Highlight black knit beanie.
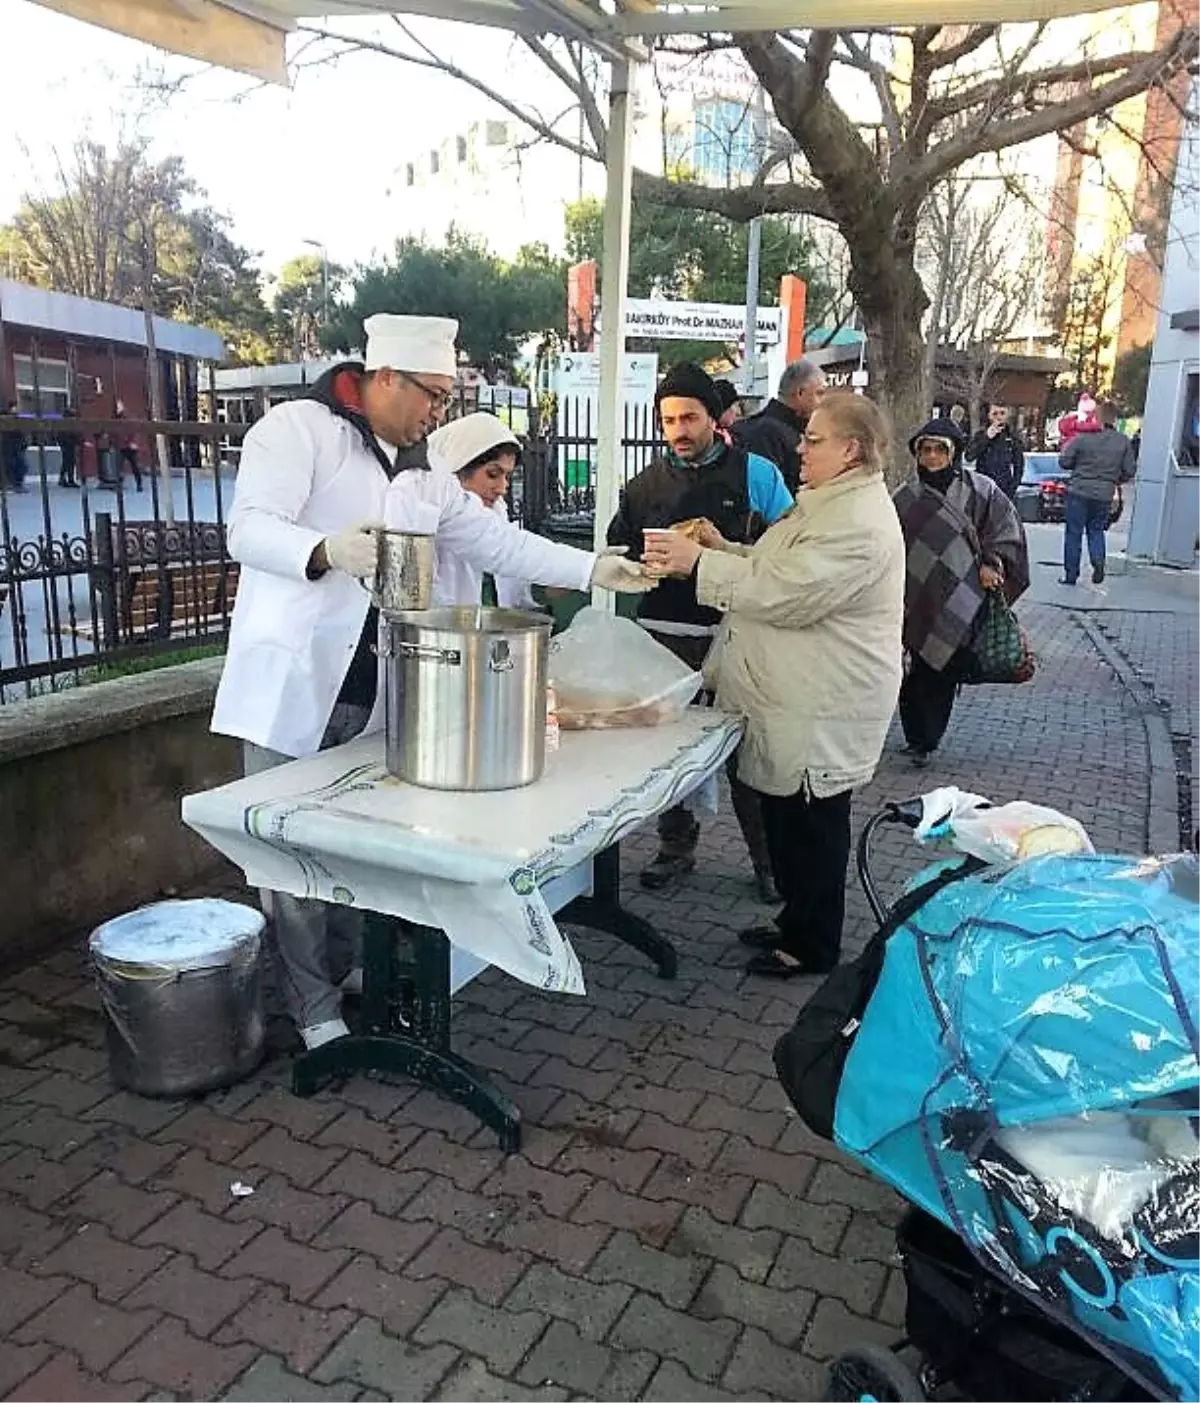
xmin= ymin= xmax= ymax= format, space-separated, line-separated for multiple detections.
xmin=655 ymin=362 xmax=723 ymax=422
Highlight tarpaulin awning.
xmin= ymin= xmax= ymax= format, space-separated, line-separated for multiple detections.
xmin=28 ymin=0 xmax=1133 ymax=84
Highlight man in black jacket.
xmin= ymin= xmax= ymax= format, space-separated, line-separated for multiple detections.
xmin=732 ymin=357 xmax=826 ymax=493
xmin=608 ymin=361 xmax=793 ymax=897
xmin=964 ymin=404 xmax=1025 ymax=501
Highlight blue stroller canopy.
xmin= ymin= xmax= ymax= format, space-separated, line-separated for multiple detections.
xmin=835 ymin=852 xmax=1199 ymax=1401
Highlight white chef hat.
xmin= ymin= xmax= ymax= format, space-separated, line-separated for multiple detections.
xmin=363 ymin=313 xmax=458 ymax=377
xmin=427 ymin=412 xmax=521 ymax=475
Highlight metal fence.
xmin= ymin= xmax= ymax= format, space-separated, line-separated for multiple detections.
xmin=520 ymin=397 xmax=662 ymax=544
xmin=1 ymin=384 xmax=663 ymax=704
xmin=0 ymin=412 xmax=244 ymax=704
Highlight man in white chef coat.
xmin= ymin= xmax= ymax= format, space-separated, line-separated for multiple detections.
xmin=212 ymin=312 xmax=648 ymax=1050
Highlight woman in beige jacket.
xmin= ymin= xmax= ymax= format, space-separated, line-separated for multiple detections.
xmin=643 ymin=392 xmax=906 ymax=978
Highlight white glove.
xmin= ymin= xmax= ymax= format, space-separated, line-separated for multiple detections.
xmin=591 ymin=550 xmax=657 ymax=594
xmin=324 ymin=521 xmax=383 ymax=579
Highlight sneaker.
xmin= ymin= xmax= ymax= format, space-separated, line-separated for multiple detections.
xmin=299 ymin=1017 xmax=350 ymax=1051
xmin=339 ymin=968 xmax=363 ymax=997
xmin=639 ymin=852 xmax=696 ymax=890
xmin=1058 ymin=575 xmax=1077 ymax=586
xmin=910 ymin=749 xmax=933 ymax=769
xmin=1092 ymin=564 xmax=1105 ymax=584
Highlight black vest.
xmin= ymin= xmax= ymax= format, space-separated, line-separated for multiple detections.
xmin=622 ymin=442 xmax=759 ymax=631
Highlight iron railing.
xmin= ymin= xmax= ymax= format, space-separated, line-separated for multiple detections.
xmin=1 ymin=388 xmax=664 ymax=703
xmin=0 ymin=412 xmax=244 ymax=703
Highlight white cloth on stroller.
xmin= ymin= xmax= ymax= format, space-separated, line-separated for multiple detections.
xmin=996 ymin=1110 xmax=1198 ymax=1242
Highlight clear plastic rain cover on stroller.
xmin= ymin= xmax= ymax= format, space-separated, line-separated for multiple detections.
xmin=834 ymin=851 xmax=1200 ymax=1401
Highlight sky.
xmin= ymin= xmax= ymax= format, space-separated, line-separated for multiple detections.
xmin=1 ymin=2 xmax=574 ymax=283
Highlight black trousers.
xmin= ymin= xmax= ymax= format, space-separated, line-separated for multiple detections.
xmin=759 ymin=784 xmax=852 ymax=965
xmin=899 ymin=654 xmax=960 ymax=754
xmin=647 ymin=625 xmax=771 ymax=875
xmin=120 ymin=446 xmax=143 ymax=489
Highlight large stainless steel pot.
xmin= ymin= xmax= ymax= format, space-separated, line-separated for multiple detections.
xmin=381 ymin=606 xmax=551 ymax=790
xmin=90 ymin=899 xmax=265 ymax=1097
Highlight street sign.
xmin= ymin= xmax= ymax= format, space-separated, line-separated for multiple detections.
xmin=623 ymin=299 xmax=782 ymax=345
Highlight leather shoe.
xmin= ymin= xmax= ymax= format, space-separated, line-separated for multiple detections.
xmin=639 ymin=853 xmax=695 ymax=890
xmin=738 ymin=925 xmax=782 ymax=949
xmin=745 ymin=950 xmax=837 ymax=979
xmin=753 ymin=867 xmax=780 ymax=904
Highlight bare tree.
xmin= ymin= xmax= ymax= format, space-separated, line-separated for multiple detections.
xmin=919 ymin=176 xmax=1044 ymax=422
xmin=291 ymin=11 xmax=1196 ymax=478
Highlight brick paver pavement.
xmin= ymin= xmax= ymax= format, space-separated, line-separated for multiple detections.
xmin=0 ymin=601 xmax=1181 ymax=1401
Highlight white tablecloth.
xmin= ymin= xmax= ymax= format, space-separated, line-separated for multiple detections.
xmin=182 ymin=709 xmax=742 ymax=997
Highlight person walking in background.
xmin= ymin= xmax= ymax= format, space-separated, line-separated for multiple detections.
xmin=894 ymin=417 xmax=1029 ymax=767
xmin=57 ymin=408 xmax=79 ymax=487
xmin=2 ymin=402 xmax=29 ymax=492
xmin=1057 ymin=392 xmax=1101 ymax=448
xmin=642 ymin=391 xmax=905 ymax=978
xmin=1059 ymin=400 xmax=1136 ymax=586
xmin=733 ymin=358 xmax=826 ymax=494
xmin=114 ymin=401 xmax=144 ymax=491
xmin=714 ymin=380 xmax=743 ymax=434
xmin=608 ymin=361 xmax=794 ymax=901
xmin=965 ymin=403 xmax=1025 ymax=501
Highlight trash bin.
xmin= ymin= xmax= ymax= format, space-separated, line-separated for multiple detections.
xmin=97 ymin=447 xmax=120 ymax=486
xmin=90 ymin=899 xmax=266 ymax=1097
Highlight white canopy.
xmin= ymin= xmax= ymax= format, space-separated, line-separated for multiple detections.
xmin=29 ymin=0 xmax=1128 ymax=81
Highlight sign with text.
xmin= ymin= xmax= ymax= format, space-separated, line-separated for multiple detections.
xmin=623 ymin=299 xmax=782 ymax=345
xmin=555 ymin=352 xmax=659 ymax=398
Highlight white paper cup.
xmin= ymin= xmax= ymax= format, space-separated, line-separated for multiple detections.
xmin=642 ymin=528 xmax=674 ymax=575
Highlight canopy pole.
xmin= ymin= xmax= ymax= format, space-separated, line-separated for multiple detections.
xmin=592 ymin=56 xmax=634 ymax=607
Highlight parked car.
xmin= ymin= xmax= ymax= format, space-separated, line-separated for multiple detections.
xmin=1015 ymin=452 xmax=1123 ymax=526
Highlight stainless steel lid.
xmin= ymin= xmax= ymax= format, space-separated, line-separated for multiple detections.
xmin=382 ymin=606 xmax=553 ymax=634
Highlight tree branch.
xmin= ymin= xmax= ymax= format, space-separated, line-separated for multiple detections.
xmin=927 ymin=44 xmax=1184 ymax=125
xmin=927 ymin=25 xmax=998 ymax=69
xmin=521 ymin=35 xmax=607 ymax=159
xmin=908 ymin=26 xmax=1198 ymax=193
xmin=296 ymin=23 xmax=601 ymax=163
xmin=633 ymin=170 xmax=832 ymax=222
xmin=838 ymin=33 xmax=903 ymax=160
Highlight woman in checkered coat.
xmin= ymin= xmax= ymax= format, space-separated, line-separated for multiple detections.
xmin=892 ymin=417 xmax=1028 ymax=766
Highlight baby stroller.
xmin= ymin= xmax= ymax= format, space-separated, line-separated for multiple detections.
xmin=774 ymin=793 xmax=1199 ymax=1402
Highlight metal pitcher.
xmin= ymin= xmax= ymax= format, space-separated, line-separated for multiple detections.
xmin=365 ymin=529 xmax=435 ymax=613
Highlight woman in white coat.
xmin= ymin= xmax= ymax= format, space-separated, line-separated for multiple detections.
xmin=427 ymin=412 xmax=539 ymax=610
xmin=213 ymin=314 xmax=650 ymax=1049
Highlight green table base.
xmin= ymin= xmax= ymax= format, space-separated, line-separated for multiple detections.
xmin=291 ymin=839 xmax=675 ymax=1152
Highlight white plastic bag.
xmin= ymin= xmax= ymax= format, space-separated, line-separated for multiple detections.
xmin=915 ymin=786 xmax=1094 ymax=864
xmin=549 ymin=607 xmax=703 ymax=729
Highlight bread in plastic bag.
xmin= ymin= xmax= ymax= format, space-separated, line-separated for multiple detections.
xmin=550 ymin=607 xmax=703 ymax=729
xmin=914 ymin=786 xmax=1094 ymax=864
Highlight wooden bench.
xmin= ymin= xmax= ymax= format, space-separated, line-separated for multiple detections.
xmin=119 ymin=559 xmax=240 ymax=638
xmin=64 ymin=559 xmax=239 ymax=642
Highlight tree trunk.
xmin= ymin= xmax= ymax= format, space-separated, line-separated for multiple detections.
xmin=850 ymin=245 xmax=930 ymax=488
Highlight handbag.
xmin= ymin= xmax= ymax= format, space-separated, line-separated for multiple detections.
xmin=773 ymin=858 xmax=983 ymax=1141
xmin=965 ymin=590 xmax=1031 ymax=684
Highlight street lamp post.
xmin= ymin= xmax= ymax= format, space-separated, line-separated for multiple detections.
xmin=301 ymin=238 xmax=329 ymax=346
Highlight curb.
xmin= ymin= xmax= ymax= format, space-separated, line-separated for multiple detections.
xmin=1105 ymin=551 xmax=1199 ymax=598
xmin=1073 ymin=613 xmax=1180 ymax=854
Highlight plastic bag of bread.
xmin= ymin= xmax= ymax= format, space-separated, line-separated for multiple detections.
xmin=550 ymin=607 xmax=704 ymax=730
xmin=915 ymin=786 xmax=1094 ymax=864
